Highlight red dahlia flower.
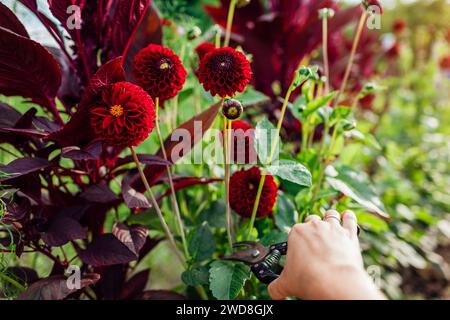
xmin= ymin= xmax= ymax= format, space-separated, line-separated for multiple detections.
xmin=195 ymin=42 xmax=216 ymax=61
xmin=198 ymin=47 xmax=252 ymax=98
xmin=231 ymin=120 xmax=256 ymax=164
xmin=440 ymin=55 xmax=450 ymax=71
xmin=132 ymin=44 xmax=187 ymax=101
xmin=229 ymin=167 xmax=277 ymax=218
xmin=90 ymin=82 xmax=155 ymax=147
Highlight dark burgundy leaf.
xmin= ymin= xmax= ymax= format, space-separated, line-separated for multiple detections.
xmin=112 ymin=222 xmax=148 ymax=255
xmin=80 ymin=183 xmax=120 ymax=203
xmin=48 ymin=0 xmax=85 ymax=34
xmin=122 ymin=2 xmax=163 ymax=79
xmin=140 ymin=102 xmax=221 ymax=186
xmin=78 ymin=234 xmax=138 ymax=267
xmin=0 ymin=157 xmax=51 ymax=182
xmin=104 ymin=0 xmax=151 ymax=61
xmin=2 ymin=195 xmax=31 ymax=224
xmin=0 ymin=2 xmax=29 ymax=37
xmin=117 ymin=154 xmax=171 ymax=167
xmin=18 ymin=273 xmax=100 ymax=300
xmin=122 ymin=173 xmax=150 ymax=209
xmin=33 ymin=116 xmax=62 ymax=133
xmin=62 ymin=140 xmax=102 ymax=161
xmin=138 ymin=290 xmax=186 ymax=300
xmin=42 ymin=216 xmax=87 ymax=247
xmin=47 ymin=57 xmax=126 ymax=147
xmin=120 ymin=270 xmax=150 ymax=300
xmin=0 ymin=128 xmax=48 ymax=138
xmin=0 ymin=27 xmax=62 ymax=123
xmin=160 ymin=177 xmax=222 ymax=199
xmin=0 ymin=102 xmax=21 ymax=128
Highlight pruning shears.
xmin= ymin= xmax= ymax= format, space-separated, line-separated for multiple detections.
xmin=223 ymin=241 xmax=288 ymax=284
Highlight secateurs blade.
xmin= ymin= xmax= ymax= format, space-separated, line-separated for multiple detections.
xmin=223 ymin=241 xmax=288 ymax=284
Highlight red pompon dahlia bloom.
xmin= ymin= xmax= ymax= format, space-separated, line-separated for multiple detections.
xmin=198 ymin=47 xmax=252 ymax=98
xmin=231 ymin=120 xmax=257 ymax=164
xmin=195 ymin=42 xmax=216 ymax=61
xmin=393 ymin=19 xmax=407 ymax=34
xmin=132 ymin=44 xmax=187 ymax=101
xmin=90 ymin=82 xmax=155 ymax=148
xmin=229 ymin=167 xmax=277 ymax=218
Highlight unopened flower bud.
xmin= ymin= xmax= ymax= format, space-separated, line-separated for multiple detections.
xmin=237 ymin=0 xmax=251 ymax=8
xmin=222 ymin=99 xmax=243 ymax=120
xmin=187 ymin=26 xmax=202 ymax=40
xmin=318 ymin=8 xmax=335 ymax=19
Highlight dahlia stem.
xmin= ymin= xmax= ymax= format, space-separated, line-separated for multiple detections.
xmin=322 ymin=16 xmax=330 ymax=94
xmin=215 ymin=26 xmax=222 ymax=48
xmin=129 ymin=146 xmax=185 ymax=265
xmin=333 ymin=10 xmax=368 ymax=107
xmin=247 ymin=86 xmax=295 ymax=237
xmin=224 ymin=0 xmax=238 ymax=47
xmin=154 ymin=98 xmax=190 ymax=260
xmin=223 ymin=115 xmax=233 ymax=250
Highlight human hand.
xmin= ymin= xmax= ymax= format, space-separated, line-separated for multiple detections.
xmin=268 ymin=210 xmax=385 ymax=300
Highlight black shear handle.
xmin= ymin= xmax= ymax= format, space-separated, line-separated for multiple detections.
xmin=251 ymin=242 xmax=287 ymax=284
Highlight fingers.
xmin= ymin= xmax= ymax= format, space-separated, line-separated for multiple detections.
xmin=268 ymin=277 xmax=288 ymax=300
xmin=305 ymin=214 xmax=321 ymax=223
xmin=342 ymin=210 xmax=358 ymax=239
xmin=324 ymin=209 xmax=341 ymax=227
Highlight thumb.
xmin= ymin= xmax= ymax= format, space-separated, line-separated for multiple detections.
xmin=268 ymin=277 xmax=288 ymax=300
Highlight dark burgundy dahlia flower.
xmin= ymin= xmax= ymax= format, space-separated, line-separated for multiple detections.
xmin=132 ymin=44 xmax=187 ymax=101
xmin=195 ymin=42 xmax=216 ymax=61
xmin=90 ymin=82 xmax=155 ymax=147
xmin=198 ymin=47 xmax=252 ymax=98
xmin=230 ymin=120 xmax=256 ymax=164
xmin=229 ymin=167 xmax=277 ymax=218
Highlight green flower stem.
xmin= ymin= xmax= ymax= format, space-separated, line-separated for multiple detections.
xmin=130 ymin=146 xmax=185 ymax=265
xmin=223 ymin=116 xmax=233 ymax=250
xmin=247 ymin=85 xmax=296 ymax=237
xmin=333 ymin=10 xmax=368 ymax=107
xmin=312 ymin=124 xmax=339 ymax=211
xmin=154 ymin=97 xmax=190 ymax=260
xmin=224 ymin=0 xmax=238 ymax=47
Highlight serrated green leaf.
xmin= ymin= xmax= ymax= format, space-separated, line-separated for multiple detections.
xmin=287 ymin=96 xmax=306 ymax=120
xmin=255 ymin=119 xmax=277 ymax=165
xmin=326 ymin=165 xmax=389 ymax=220
xmin=275 ymin=192 xmax=298 ymax=232
xmin=182 ymin=266 xmax=210 ymax=286
xmin=267 ymin=160 xmax=312 ymax=187
xmin=188 ymin=223 xmax=215 ymax=262
xmin=209 ymin=261 xmax=250 ymax=300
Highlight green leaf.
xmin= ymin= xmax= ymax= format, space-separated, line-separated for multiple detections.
xmin=287 ymin=96 xmax=306 ymax=120
xmin=255 ymin=119 xmax=277 ymax=165
xmin=188 ymin=222 xmax=215 ymax=262
xmin=260 ymin=230 xmax=288 ymax=247
xmin=275 ymin=192 xmax=298 ymax=232
xmin=199 ymin=200 xmax=226 ymax=228
xmin=236 ymin=87 xmax=270 ymax=107
xmin=209 ymin=261 xmax=250 ymax=300
xmin=181 ymin=266 xmax=210 ymax=286
xmin=303 ymin=92 xmax=337 ymax=118
xmin=347 ymin=130 xmax=382 ymax=151
xmin=326 ymin=165 xmax=389 ymax=220
xmin=267 ymin=160 xmax=312 ymax=187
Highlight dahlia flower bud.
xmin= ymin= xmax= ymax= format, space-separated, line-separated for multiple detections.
xmin=237 ymin=0 xmax=251 ymax=8
xmin=229 ymin=167 xmax=277 ymax=218
xmin=90 ymin=82 xmax=155 ymax=148
xmin=222 ymin=99 xmax=243 ymax=120
xmin=318 ymin=8 xmax=335 ymax=19
xmin=198 ymin=47 xmax=252 ymax=98
xmin=187 ymin=26 xmax=202 ymax=40
xmin=292 ymin=66 xmax=320 ymax=88
xmin=133 ymin=44 xmax=187 ymax=102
